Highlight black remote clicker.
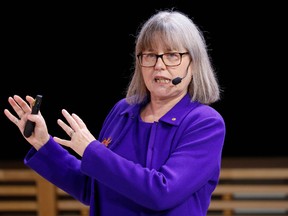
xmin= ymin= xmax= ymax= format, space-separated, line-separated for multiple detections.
xmin=23 ymin=95 xmax=43 ymax=138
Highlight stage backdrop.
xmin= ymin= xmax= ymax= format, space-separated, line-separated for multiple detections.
xmin=1 ymin=1 xmax=287 ymax=161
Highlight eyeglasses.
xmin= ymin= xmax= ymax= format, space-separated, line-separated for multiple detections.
xmin=137 ymin=52 xmax=189 ymax=67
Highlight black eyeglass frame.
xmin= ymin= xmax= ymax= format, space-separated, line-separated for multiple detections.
xmin=137 ymin=52 xmax=189 ymax=67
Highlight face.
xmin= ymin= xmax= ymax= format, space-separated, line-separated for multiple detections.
xmin=140 ymin=45 xmax=192 ymax=101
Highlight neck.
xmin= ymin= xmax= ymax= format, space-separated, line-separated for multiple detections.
xmin=141 ymin=103 xmax=159 ymax=123
xmin=141 ymin=96 xmax=183 ymax=123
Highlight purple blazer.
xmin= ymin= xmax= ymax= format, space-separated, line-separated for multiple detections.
xmin=24 ymin=94 xmax=225 ymax=215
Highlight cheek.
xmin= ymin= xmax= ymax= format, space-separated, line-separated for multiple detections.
xmin=142 ymin=69 xmax=153 ymax=84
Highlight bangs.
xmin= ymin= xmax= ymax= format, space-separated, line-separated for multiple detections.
xmin=137 ymin=22 xmax=185 ymax=53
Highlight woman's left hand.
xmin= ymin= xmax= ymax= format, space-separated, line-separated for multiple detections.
xmin=53 ymin=109 xmax=96 ymax=156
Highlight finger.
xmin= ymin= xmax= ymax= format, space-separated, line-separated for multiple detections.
xmin=7 ymin=96 xmax=26 ymax=119
xmin=57 ymin=119 xmax=75 ymax=138
xmin=61 ymin=109 xmax=80 ymax=131
xmin=25 ymin=95 xmax=36 ymax=106
xmin=4 ymin=109 xmax=20 ymax=125
xmin=53 ymin=136 xmax=70 ymax=147
xmin=71 ymin=113 xmax=87 ymax=129
xmin=13 ymin=95 xmax=32 ymax=113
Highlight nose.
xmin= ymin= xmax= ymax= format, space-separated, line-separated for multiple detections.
xmin=155 ymin=55 xmax=165 ymax=68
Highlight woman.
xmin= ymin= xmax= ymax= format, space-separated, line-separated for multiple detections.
xmin=4 ymin=10 xmax=225 ymax=216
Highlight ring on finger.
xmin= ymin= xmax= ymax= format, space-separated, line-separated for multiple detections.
xmin=69 ymin=130 xmax=75 ymax=137
xmin=14 ymin=119 xmax=19 ymax=124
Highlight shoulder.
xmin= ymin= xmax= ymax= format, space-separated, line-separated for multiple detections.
xmin=110 ymin=98 xmax=131 ymax=112
xmin=186 ymin=102 xmax=225 ymax=130
xmin=106 ymin=97 xmax=141 ymax=118
xmin=192 ymin=103 xmax=223 ymax=120
xmin=163 ymin=94 xmax=224 ymax=127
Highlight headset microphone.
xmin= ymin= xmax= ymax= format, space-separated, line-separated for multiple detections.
xmin=171 ymin=60 xmax=192 ymax=86
xmin=172 ymin=77 xmax=183 ymax=85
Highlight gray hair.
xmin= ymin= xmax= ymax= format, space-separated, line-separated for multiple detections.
xmin=126 ymin=10 xmax=221 ymax=105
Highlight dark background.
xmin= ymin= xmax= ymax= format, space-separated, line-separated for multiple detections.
xmin=1 ymin=1 xmax=287 ymax=161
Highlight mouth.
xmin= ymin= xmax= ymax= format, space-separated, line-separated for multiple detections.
xmin=154 ymin=77 xmax=171 ymax=84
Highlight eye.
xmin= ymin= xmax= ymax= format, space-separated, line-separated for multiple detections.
xmin=165 ymin=53 xmax=180 ymax=60
xmin=145 ymin=53 xmax=156 ymax=59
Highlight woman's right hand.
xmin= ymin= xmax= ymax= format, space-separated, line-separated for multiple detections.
xmin=4 ymin=95 xmax=50 ymax=150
